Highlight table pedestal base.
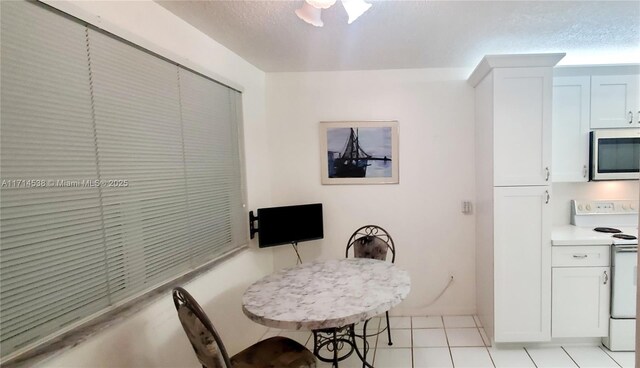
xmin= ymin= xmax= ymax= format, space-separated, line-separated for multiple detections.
xmin=312 ymin=319 xmax=375 ymax=368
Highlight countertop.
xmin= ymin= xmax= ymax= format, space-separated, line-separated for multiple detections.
xmin=552 ymin=225 xmax=638 ymax=246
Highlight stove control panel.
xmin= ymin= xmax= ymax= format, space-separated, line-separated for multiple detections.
xmin=571 ymin=199 xmax=639 ymax=227
xmin=573 ymin=200 xmax=638 ymax=215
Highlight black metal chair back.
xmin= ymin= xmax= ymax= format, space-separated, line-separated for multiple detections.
xmin=346 ymin=225 xmax=396 ymax=263
xmin=345 ymin=225 xmax=397 ymax=346
xmin=172 ymin=287 xmax=233 ymax=368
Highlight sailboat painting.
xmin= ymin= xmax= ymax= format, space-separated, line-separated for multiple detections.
xmin=320 ymin=121 xmax=399 ymax=185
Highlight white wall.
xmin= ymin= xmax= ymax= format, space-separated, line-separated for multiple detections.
xmin=266 ymin=68 xmax=476 ymax=316
xmin=35 ymin=0 xmax=274 ymax=366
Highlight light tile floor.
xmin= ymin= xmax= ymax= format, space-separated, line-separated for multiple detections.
xmin=258 ymin=315 xmax=636 ymax=368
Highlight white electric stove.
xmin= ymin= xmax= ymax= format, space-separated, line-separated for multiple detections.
xmin=554 ymin=200 xmax=638 ymax=351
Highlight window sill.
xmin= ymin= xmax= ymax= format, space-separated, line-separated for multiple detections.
xmin=2 ymin=245 xmax=249 ymax=368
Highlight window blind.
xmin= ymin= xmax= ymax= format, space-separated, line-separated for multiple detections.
xmin=0 ymin=1 xmax=111 ymax=353
xmin=179 ymin=69 xmax=246 ymax=262
xmin=0 ymin=0 xmax=247 ymax=358
xmin=87 ymin=28 xmax=192 ymax=299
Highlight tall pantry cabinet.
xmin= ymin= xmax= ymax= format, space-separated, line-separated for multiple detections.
xmin=469 ymin=54 xmax=565 ymax=344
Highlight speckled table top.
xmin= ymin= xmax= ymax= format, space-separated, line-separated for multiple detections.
xmin=242 ymin=258 xmax=411 ymax=330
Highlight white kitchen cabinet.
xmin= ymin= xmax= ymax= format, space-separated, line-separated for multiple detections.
xmin=552 ymin=76 xmax=590 ymax=182
xmin=591 ymin=74 xmax=640 ymax=128
xmin=471 ymin=54 xmax=562 ymax=345
xmin=552 ymin=267 xmax=610 ymax=337
xmin=494 ymin=68 xmax=553 ymax=186
xmin=494 ymin=186 xmax=552 ymax=342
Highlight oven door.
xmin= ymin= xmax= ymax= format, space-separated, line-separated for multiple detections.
xmin=590 ymin=129 xmax=640 ymax=181
xmin=611 ymin=245 xmax=638 ymax=318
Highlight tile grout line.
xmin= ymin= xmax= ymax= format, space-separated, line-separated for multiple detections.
xmin=598 ymin=345 xmax=624 ymax=368
xmin=442 ymin=316 xmax=456 ymax=368
xmin=478 ymin=331 xmax=497 ymax=366
xmin=560 ymin=346 xmax=581 ymax=367
xmin=523 ymin=347 xmax=540 ymax=368
xmin=483 ymin=344 xmax=497 ymax=368
xmin=410 ymin=316 xmax=415 ymax=368
xmin=473 ymin=315 xmax=497 ymax=368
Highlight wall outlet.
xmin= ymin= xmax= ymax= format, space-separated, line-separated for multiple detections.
xmin=462 ymin=201 xmax=473 ymax=214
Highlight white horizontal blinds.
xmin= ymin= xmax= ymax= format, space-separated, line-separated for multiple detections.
xmin=179 ymin=69 xmax=245 ymax=263
xmin=87 ymin=29 xmax=192 ymax=299
xmin=0 ymin=0 xmax=246 ymax=357
xmin=0 ymin=1 xmax=110 ymax=354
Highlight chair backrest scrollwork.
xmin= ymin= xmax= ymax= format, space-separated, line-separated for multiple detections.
xmin=346 ymin=225 xmax=395 ymax=263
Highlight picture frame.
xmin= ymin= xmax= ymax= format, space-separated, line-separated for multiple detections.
xmin=320 ymin=121 xmax=399 ymax=185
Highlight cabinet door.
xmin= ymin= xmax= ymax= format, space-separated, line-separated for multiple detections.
xmin=494 ymin=186 xmax=551 ymax=342
xmin=552 ymin=267 xmax=610 ymax=337
xmin=591 ymin=75 xmax=640 ymax=128
xmin=494 ymin=68 xmax=552 ymax=186
xmin=552 ymin=76 xmax=590 ymax=182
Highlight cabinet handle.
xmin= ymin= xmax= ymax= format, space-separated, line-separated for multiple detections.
xmin=572 ymin=254 xmax=588 ymax=259
xmin=545 ymin=190 xmax=550 ymax=204
xmin=582 ymin=165 xmax=587 ymax=178
xmin=545 ymin=167 xmax=550 ymax=182
xmin=629 ymin=111 xmax=633 ymax=124
xmin=603 ymin=270 xmax=609 ymax=285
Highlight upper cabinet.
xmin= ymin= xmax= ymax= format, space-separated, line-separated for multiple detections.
xmin=551 ymin=66 xmax=640 ymax=183
xmin=552 ymin=76 xmax=590 ymax=182
xmin=591 ymin=74 xmax=640 ymax=128
xmin=493 ymin=68 xmax=553 ymax=186
xmin=469 ymin=54 xmax=563 ymax=188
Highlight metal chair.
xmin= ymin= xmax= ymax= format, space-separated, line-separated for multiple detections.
xmin=346 ymin=225 xmax=396 ymax=346
xmin=172 ymin=287 xmax=317 ymax=368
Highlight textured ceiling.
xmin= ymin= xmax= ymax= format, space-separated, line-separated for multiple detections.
xmin=156 ymin=1 xmax=640 ymax=72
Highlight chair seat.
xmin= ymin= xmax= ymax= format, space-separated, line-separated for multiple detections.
xmin=230 ymin=336 xmax=317 ymax=368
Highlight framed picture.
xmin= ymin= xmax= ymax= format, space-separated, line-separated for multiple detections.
xmin=320 ymin=121 xmax=399 ymax=185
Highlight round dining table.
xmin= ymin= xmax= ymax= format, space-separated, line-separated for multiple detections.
xmin=242 ymin=258 xmax=411 ymax=367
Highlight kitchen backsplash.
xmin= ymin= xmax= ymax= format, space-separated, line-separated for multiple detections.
xmin=552 ymin=181 xmax=640 ymax=226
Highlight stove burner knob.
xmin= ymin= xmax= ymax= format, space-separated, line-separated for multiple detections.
xmin=622 ymin=204 xmax=628 ymax=210
xmin=577 ymin=204 xmax=584 ymax=211
xmin=585 ymin=204 xmax=592 ymax=211
xmin=631 ymin=203 xmax=636 ymax=210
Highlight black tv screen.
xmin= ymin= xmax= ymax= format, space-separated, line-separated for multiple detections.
xmin=257 ymin=203 xmax=323 ymax=248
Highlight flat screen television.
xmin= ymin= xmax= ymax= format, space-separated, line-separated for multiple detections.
xmin=253 ymin=203 xmax=323 ymax=248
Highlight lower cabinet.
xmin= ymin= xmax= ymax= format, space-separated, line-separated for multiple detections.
xmin=552 ymin=266 xmax=610 ymax=337
xmin=494 ymin=186 xmax=551 ymax=342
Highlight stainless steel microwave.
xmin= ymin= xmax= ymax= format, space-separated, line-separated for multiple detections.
xmin=590 ymin=129 xmax=640 ymax=181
